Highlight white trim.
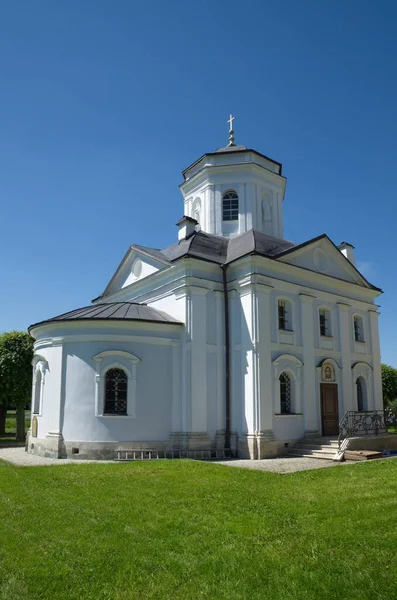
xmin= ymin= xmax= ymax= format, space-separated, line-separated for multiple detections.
xmin=273 ymin=353 xmax=303 ymax=366
xmin=34 ymin=333 xmax=180 ymax=349
xmin=93 ymin=350 xmax=141 ymax=363
xmin=32 ymin=357 xmax=48 ymax=416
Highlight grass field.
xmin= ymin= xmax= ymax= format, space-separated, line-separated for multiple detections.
xmin=0 ymin=459 xmax=397 ymax=600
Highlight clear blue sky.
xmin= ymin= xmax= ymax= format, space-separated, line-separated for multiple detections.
xmin=1 ymin=0 xmax=396 ymax=364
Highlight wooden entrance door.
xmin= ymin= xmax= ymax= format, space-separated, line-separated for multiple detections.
xmin=321 ymin=383 xmax=339 ymax=436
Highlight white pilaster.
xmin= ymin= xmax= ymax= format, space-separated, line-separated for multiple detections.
xmin=299 ymin=293 xmax=318 ymax=433
xmin=215 ymin=185 xmax=222 ymax=236
xmin=337 ymin=302 xmax=352 ymax=414
xmin=368 ymin=309 xmax=383 ymax=410
xmin=215 ymin=291 xmax=225 ymax=433
xmin=256 ymin=284 xmax=274 ymax=434
xmin=189 ymin=286 xmax=209 ymax=432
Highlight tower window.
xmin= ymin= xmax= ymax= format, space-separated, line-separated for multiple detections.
xmin=222 ymin=191 xmax=239 ymax=221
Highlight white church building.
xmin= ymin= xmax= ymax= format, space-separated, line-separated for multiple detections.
xmin=27 ymin=121 xmax=383 ymax=460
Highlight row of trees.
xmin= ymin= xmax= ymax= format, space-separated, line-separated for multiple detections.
xmin=0 ymin=331 xmax=34 ymax=439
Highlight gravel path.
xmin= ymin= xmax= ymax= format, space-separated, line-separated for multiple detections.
xmin=212 ymin=456 xmax=350 ymax=474
xmin=0 ymin=446 xmax=351 ymax=473
xmin=0 ymin=447 xmax=113 ymax=466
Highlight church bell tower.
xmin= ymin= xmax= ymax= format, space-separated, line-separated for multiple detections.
xmin=180 ymin=115 xmax=287 ymax=239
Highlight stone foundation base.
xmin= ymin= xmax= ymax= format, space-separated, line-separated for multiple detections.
xmin=27 ymin=430 xmax=312 ymax=461
xmin=27 ymin=432 xmax=214 ymax=461
xmin=346 ymin=434 xmax=397 ymax=452
xmin=169 ymin=432 xmax=211 ymax=451
xmin=238 ymin=431 xmax=299 ymax=459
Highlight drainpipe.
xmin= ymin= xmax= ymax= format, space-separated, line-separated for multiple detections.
xmin=221 ymin=265 xmax=231 ymax=454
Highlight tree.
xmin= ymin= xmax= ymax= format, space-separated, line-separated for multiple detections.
xmin=381 ymin=363 xmax=397 ymax=408
xmin=0 ymin=331 xmax=34 ymax=439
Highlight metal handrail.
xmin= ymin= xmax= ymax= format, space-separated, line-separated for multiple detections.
xmin=338 ymin=410 xmax=387 ymax=449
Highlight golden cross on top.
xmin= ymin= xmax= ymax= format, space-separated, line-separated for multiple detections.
xmin=227 ymin=113 xmax=236 ymax=147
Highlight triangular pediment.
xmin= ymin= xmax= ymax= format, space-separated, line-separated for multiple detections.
xmin=99 ymin=245 xmax=170 ymax=299
xmin=276 ymin=235 xmax=376 ymax=289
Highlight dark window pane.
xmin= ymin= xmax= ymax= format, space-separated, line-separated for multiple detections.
xmin=104 ymin=368 xmax=128 ymax=415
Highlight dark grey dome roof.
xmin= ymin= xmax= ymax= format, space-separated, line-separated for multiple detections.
xmin=29 ymin=302 xmax=183 ymax=332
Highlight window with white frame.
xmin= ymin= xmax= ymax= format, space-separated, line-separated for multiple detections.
xmin=278 ymin=300 xmax=292 ymax=330
xmin=222 ymin=191 xmax=239 ymax=221
xmin=279 ymin=372 xmax=292 ymax=414
xmin=354 ymin=315 xmax=364 ymax=342
xmin=319 ymin=308 xmax=332 ymax=337
xmin=93 ymin=350 xmax=140 ymax=418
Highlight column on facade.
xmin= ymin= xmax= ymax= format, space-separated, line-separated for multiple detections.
xmin=171 ymin=342 xmax=182 ymax=435
xmin=228 ymin=289 xmax=240 ymax=453
xmin=299 ymin=293 xmax=319 ymax=434
xmin=46 ymin=343 xmax=66 ymax=457
xmin=337 ymin=302 xmax=353 ymax=414
xmin=181 ymin=286 xmax=210 ymax=449
xmin=238 ymin=277 xmax=274 ymax=458
xmin=368 ymin=309 xmax=383 ymax=410
xmin=214 ymin=291 xmax=225 ymax=449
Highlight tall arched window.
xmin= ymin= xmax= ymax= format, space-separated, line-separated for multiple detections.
xmin=279 ymin=372 xmax=292 ymax=414
xmin=104 ymin=368 xmax=128 ymax=415
xmin=356 ymin=377 xmax=367 ymax=412
xmin=222 ymin=191 xmax=239 ymax=221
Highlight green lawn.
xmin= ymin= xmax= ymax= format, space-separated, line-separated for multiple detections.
xmin=0 ymin=459 xmax=396 ymax=600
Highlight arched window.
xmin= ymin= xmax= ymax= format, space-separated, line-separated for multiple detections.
xmin=319 ymin=308 xmax=332 ymax=337
xmin=279 ymin=372 xmax=292 ymax=414
xmin=33 ymin=369 xmax=42 ymax=414
xmin=104 ymin=368 xmax=128 ymax=415
xmin=356 ymin=377 xmax=367 ymax=412
xmin=222 ymin=191 xmax=239 ymax=221
xmin=354 ymin=316 xmax=364 ymax=342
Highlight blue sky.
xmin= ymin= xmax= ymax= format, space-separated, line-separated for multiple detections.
xmin=1 ymin=0 xmax=396 ymax=364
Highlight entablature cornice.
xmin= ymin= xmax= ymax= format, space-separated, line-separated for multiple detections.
xmin=228 ymin=255 xmax=380 ymax=308
xmin=180 ymin=163 xmax=286 ymax=196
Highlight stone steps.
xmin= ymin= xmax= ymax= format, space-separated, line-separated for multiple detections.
xmin=286 ymin=438 xmax=339 ymax=461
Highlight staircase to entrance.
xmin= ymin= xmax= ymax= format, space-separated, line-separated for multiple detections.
xmin=286 ymin=437 xmax=339 ymax=460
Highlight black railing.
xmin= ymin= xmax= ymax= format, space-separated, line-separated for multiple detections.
xmin=338 ymin=410 xmax=387 ymax=449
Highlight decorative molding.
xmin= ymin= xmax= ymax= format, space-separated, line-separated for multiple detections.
xmin=273 ymin=353 xmax=304 ymax=366
xmin=35 ymin=333 xmax=180 ymax=348
xmin=93 ymin=350 xmax=141 ymax=363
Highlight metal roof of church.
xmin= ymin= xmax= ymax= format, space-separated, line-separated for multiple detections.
xmin=29 ymin=302 xmax=183 ymax=331
xmin=158 ymin=229 xmax=296 ymax=265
